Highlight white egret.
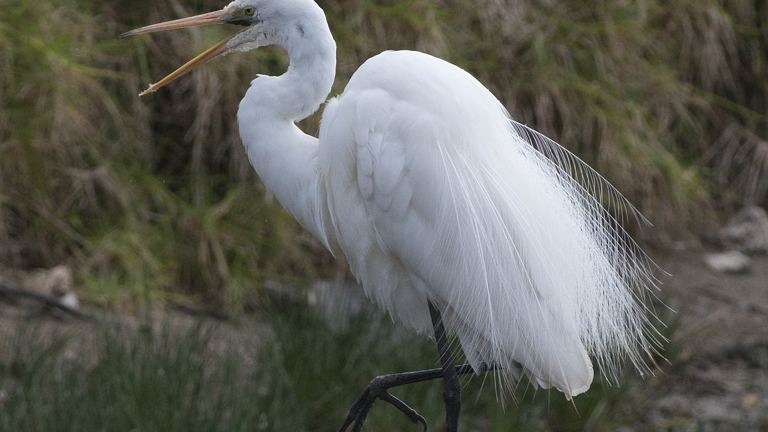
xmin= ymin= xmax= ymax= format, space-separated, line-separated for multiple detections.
xmin=122 ymin=0 xmax=660 ymax=430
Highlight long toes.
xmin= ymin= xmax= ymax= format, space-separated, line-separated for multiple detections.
xmin=377 ymin=391 xmax=428 ymax=430
xmin=340 ymin=387 xmax=429 ymax=432
xmin=349 ymin=391 xmax=378 ymax=432
xmin=337 ymin=412 xmax=356 ymax=432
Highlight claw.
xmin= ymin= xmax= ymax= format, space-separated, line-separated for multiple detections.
xmin=336 ymin=362 xmax=492 ymax=432
xmin=378 ymin=390 xmax=428 ymax=429
xmin=337 ymin=387 xmax=372 ymax=432
xmin=337 ymin=377 xmax=428 ymax=432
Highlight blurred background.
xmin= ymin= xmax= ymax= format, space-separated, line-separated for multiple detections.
xmin=0 ymin=0 xmax=767 ymax=430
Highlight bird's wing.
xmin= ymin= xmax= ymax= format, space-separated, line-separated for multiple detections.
xmin=320 ymin=51 xmax=654 ymax=397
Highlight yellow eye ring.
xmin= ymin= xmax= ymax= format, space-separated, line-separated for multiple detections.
xmin=244 ymin=7 xmax=255 ymax=16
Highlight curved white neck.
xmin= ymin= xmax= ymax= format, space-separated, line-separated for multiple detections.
xmin=238 ymin=3 xmax=337 ymax=122
xmin=236 ymin=6 xmax=336 ymax=246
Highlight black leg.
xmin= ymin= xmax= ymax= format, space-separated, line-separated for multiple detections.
xmin=337 ymin=364 xmax=487 ymax=432
xmin=428 ymin=301 xmax=461 ymax=432
xmin=337 ymin=302 xmax=495 ymax=432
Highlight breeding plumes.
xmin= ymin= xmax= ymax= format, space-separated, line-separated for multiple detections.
xmin=122 ymin=0 xmax=661 ymax=430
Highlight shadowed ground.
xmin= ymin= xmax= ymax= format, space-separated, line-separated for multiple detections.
xmin=1 ymin=247 xmax=767 ymax=431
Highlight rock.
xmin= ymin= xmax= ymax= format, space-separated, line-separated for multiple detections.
xmin=21 ymin=265 xmax=79 ymax=309
xmin=23 ymin=265 xmax=73 ymax=296
xmin=720 ymin=206 xmax=768 ymax=255
xmin=703 ymin=250 xmax=752 ymax=274
xmin=58 ymin=292 xmax=80 ymax=310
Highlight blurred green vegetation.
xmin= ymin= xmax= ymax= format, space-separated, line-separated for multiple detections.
xmin=0 ymin=0 xmax=766 ymax=308
xmin=0 ymin=300 xmax=654 ymax=431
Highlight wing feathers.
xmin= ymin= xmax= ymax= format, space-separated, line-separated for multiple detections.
xmin=319 ymin=50 xmax=658 ymax=398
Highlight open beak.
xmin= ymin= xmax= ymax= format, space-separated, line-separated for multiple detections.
xmin=121 ymin=9 xmax=243 ymax=96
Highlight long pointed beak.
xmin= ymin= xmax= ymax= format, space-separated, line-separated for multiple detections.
xmin=138 ymin=34 xmax=235 ymax=96
xmin=120 ymin=9 xmax=233 ymax=37
xmin=121 ymin=9 xmax=240 ymax=96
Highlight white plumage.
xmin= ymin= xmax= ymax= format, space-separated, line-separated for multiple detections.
xmin=126 ymin=0 xmax=659 ymax=405
xmin=314 ymin=50 xmax=656 ymax=397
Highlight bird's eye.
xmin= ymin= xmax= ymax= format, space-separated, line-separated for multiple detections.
xmin=243 ymin=7 xmax=255 ymax=16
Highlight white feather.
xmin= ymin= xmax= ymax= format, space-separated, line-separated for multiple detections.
xmin=318 ymin=51 xmax=658 ymax=397
xmin=225 ymin=0 xmax=659 ymax=400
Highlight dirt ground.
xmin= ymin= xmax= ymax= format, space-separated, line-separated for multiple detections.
xmin=1 ymin=246 xmax=767 ymax=431
xmin=643 ymin=247 xmax=768 ymax=432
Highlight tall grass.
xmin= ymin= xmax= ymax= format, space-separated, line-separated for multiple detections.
xmin=0 ymin=0 xmax=766 ymax=306
xmin=0 ymin=301 xmax=652 ymax=431
xmin=0 ymin=0 xmax=341 ymax=309
xmin=441 ymin=0 xmax=767 ymax=237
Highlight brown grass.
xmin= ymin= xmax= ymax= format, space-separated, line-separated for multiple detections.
xmin=0 ymin=0 xmax=766 ymax=308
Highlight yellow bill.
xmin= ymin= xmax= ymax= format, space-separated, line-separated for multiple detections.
xmin=121 ymin=8 xmax=253 ymax=96
xmin=137 ymin=34 xmax=235 ymax=96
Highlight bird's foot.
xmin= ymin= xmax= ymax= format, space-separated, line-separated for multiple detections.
xmin=337 ymin=374 xmax=428 ymax=432
xmin=336 ymin=363 xmax=493 ymax=432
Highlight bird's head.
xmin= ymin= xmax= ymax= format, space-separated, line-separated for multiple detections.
xmin=121 ymin=0 xmax=308 ymax=96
